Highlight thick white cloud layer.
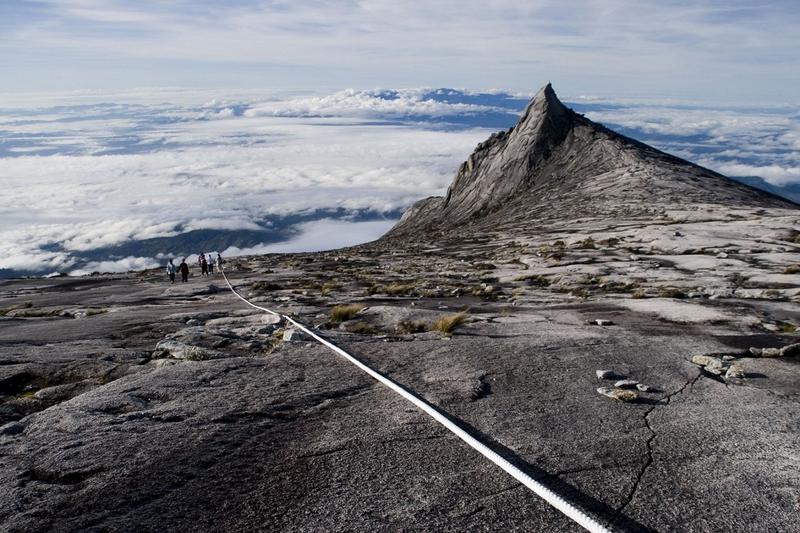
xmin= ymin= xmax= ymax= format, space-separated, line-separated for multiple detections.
xmin=222 ymin=219 xmax=397 ymax=257
xmin=0 ymin=91 xmax=495 ymax=274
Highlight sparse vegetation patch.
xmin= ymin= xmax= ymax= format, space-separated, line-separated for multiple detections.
xmin=434 ymin=312 xmax=468 ymax=336
xmin=331 ymin=304 xmax=366 ymax=322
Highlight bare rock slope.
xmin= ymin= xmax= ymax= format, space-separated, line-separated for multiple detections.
xmin=389 ymin=84 xmax=795 ymax=236
xmin=1 ymin=85 xmax=799 ymax=533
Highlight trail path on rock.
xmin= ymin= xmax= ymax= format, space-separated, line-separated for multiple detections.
xmin=219 ymin=266 xmax=612 ymax=533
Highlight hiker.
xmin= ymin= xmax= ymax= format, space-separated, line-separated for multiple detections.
xmin=179 ymin=259 xmax=189 ymax=282
xmin=207 ymin=253 xmax=215 ymax=275
xmin=166 ymin=259 xmax=176 ymax=283
xmin=216 ymin=253 xmax=223 ymax=272
xmin=198 ymin=253 xmax=208 ymax=276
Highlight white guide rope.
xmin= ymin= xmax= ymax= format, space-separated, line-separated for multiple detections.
xmin=219 ymin=266 xmax=612 ymax=533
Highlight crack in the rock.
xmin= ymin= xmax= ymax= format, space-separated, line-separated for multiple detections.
xmin=615 ymin=369 xmax=702 ymax=520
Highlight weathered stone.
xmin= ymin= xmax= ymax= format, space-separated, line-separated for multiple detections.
xmin=597 ymin=387 xmax=639 ymax=402
xmin=614 ymin=379 xmax=639 ymax=389
xmin=691 ymin=355 xmax=718 ymax=367
xmin=283 ymin=328 xmax=298 ymax=342
xmin=34 ymin=380 xmax=96 ymax=402
xmin=761 ymin=348 xmax=782 ymax=358
xmin=691 ymin=355 xmax=726 ymax=375
xmin=594 ymin=319 xmax=614 ymax=326
xmin=636 ymin=383 xmax=650 ymax=392
xmin=726 ymin=365 xmax=746 ymax=379
xmin=749 ymin=347 xmax=763 ymax=357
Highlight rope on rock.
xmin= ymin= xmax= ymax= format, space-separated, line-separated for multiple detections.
xmin=220 ymin=265 xmax=612 ymax=533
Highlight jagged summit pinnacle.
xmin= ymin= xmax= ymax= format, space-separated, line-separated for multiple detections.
xmin=387 ymin=83 xmax=796 ymax=237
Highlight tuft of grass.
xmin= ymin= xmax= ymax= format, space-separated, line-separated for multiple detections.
xmin=658 ymin=287 xmax=687 ymax=299
xmin=779 ymin=322 xmax=797 ymax=333
xmin=319 ymin=282 xmax=341 ymax=296
xmin=784 ymin=264 xmax=800 ymax=274
xmin=0 ymin=301 xmax=34 ymax=316
xmin=367 ymin=282 xmax=415 ymax=296
xmin=602 ymin=280 xmax=639 ymax=293
xmin=396 ymin=320 xmax=431 ymax=334
xmin=631 ymin=288 xmax=647 ymax=299
xmin=331 ymin=303 xmax=366 ymax=322
xmin=434 ymin=312 xmax=468 ymax=336
xmin=571 ymin=287 xmax=589 ymax=299
xmin=729 ymin=272 xmax=748 ymax=288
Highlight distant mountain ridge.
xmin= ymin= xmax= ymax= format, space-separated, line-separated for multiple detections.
xmin=388 ymin=84 xmax=798 ymax=236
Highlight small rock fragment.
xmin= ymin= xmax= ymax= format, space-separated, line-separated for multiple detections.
xmin=691 ymin=355 xmax=726 ymax=375
xmin=748 ymin=347 xmax=762 ymax=357
xmin=761 ymin=348 xmax=782 ymax=358
xmin=691 ymin=355 xmax=717 ymax=366
xmin=614 ymin=379 xmax=639 ymax=389
xmin=283 ymin=328 xmax=298 ymax=342
xmin=725 ymin=365 xmax=746 ymax=379
xmin=722 ymin=355 xmax=735 ymax=362
xmin=186 ymin=319 xmax=200 ymax=326
xmin=597 ymin=387 xmax=639 ymax=402
xmin=596 ymin=369 xmax=623 ymax=380
xmin=636 ymin=383 xmax=650 ymax=392
xmin=594 ymin=319 xmax=614 ymax=326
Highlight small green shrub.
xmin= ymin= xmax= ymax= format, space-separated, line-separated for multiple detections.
xmin=331 ymin=304 xmax=366 ymax=322
xmin=319 ymin=282 xmax=341 ymax=296
xmin=434 ymin=312 xmax=468 ymax=336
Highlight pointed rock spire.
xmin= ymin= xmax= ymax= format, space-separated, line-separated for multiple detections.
xmin=513 ymin=82 xmax=570 ymax=136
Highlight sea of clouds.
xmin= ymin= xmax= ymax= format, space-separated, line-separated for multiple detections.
xmin=1 ymin=87 xmax=798 ymax=277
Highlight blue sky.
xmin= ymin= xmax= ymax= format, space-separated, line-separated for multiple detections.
xmin=1 ymin=0 xmax=799 ymax=101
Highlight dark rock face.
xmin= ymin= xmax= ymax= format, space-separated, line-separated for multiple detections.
xmin=389 ymin=84 xmax=796 ymax=236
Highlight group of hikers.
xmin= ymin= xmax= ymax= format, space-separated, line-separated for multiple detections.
xmin=165 ymin=252 xmax=223 ymax=283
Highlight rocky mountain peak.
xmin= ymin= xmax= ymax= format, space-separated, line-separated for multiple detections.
xmin=514 ymin=82 xmax=569 ymax=133
xmin=388 ymin=83 xmax=797 ymax=237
